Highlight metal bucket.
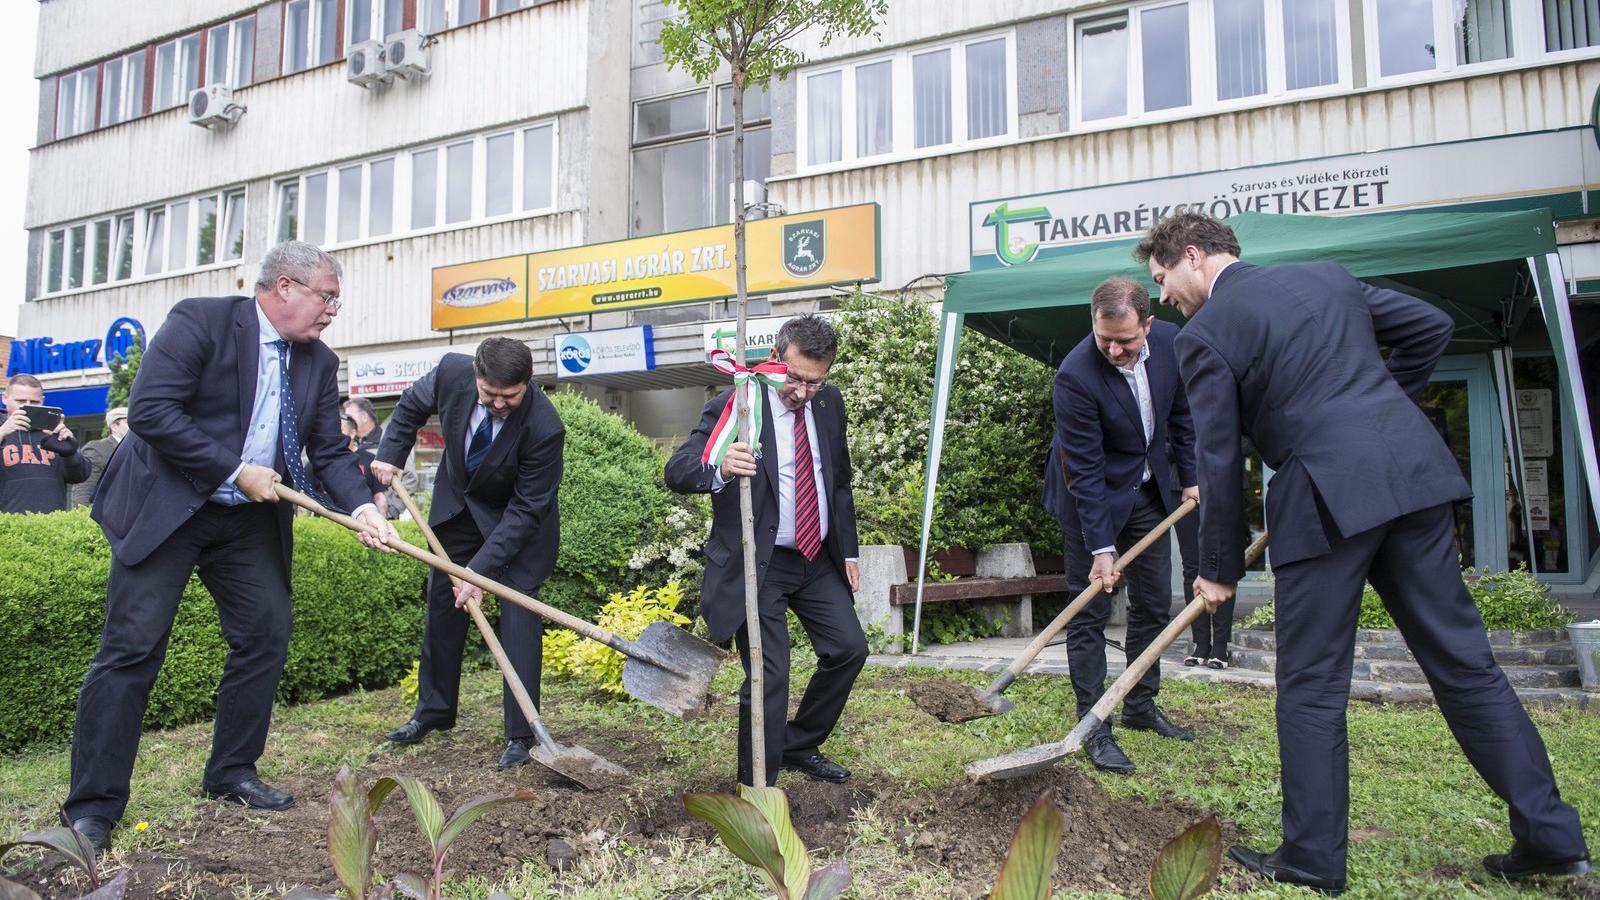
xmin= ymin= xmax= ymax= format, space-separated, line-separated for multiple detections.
xmin=1570 ymin=621 xmax=1600 ymax=691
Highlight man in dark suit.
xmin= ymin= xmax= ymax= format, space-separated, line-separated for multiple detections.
xmin=1042 ymin=277 xmax=1198 ymax=775
xmin=372 ymin=338 xmax=564 ymax=771
xmin=666 ymin=315 xmax=867 ymax=787
xmin=1142 ymin=212 xmax=1589 ymax=893
xmin=65 ymin=242 xmax=395 ymax=852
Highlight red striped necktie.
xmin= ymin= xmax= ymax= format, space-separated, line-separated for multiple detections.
xmin=792 ymin=407 xmax=822 ymax=560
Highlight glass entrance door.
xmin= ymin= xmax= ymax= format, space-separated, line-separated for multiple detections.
xmin=1420 ymin=357 xmax=1507 ymax=570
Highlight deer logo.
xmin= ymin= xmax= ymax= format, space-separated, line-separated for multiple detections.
xmin=782 ymin=220 xmax=827 ymax=277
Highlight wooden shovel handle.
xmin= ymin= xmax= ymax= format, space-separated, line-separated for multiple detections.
xmin=389 ymin=481 xmax=553 ymax=745
xmin=1085 ymin=530 xmax=1269 ymax=725
xmin=987 ymin=498 xmax=1197 ymax=695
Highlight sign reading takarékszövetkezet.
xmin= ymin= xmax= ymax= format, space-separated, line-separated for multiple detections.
xmin=431 ymin=204 xmax=880 ymax=330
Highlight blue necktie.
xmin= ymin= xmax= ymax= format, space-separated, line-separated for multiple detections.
xmin=465 ymin=408 xmax=494 ymax=476
xmin=274 ymin=340 xmax=343 ymax=513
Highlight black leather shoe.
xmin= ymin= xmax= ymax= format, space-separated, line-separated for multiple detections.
xmin=1483 ymin=843 xmax=1592 ymax=881
xmin=201 ymin=777 xmax=295 ymax=811
xmin=1229 ymin=845 xmax=1346 ymax=895
xmin=498 ymin=737 xmax=534 ymax=771
xmin=385 ymin=718 xmax=450 ymax=744
xmin=1122 ymin=706 xmax=1195 ymax=742
xmin=1086 ymin=730 xmax=1136 ymax=775
xmin=69 ymin=815 xmax=113 ymax=854
xmin=780 ymin=751 xmax=850 ymax=783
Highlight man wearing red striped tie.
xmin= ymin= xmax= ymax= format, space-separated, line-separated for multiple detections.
xmin=667 ymin=315 xmax=867 ymax=788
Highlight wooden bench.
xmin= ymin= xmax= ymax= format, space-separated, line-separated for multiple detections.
xmin=853 ymin=544 xmax=1066 ymax=651
xmin=889 ymin=574 xmax=1066 ymax=606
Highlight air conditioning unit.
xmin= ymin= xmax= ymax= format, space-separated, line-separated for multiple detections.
xmin=384 ymin=29 xmax=430 ymax=80
xmin=188 ymin=84 xmax=245 ymax=128
xmin=346 ymin=40 xmax=390 ymax=88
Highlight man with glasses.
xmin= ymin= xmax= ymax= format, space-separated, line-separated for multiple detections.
xmin=667 ymin=315 xmax=867 ymax=787
xmin=64 ymin=241 xmax=396 ymax=853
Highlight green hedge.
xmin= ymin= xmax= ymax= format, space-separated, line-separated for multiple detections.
xmin=1240 ymin=566 xmax=1575 ymax=632
xmin=543 ymin=392 xmax=708 ymax=623
xmin=0 ymin=509 xmax=428 ymax=754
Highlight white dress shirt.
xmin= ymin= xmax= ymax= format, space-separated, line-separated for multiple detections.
xmin=212 ymin=305 xmax=285 ymax=505
xmin=710 ymin=387 xmax=832 ymax=549
xmin=1094 ymin=341 xmax=1155 ymax=557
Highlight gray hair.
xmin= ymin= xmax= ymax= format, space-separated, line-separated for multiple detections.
xmin=255 ymin=241 xmax=344 ymax=293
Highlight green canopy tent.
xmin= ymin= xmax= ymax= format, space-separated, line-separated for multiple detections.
xmin=908 ymin=209 xmax=1599 ymax=653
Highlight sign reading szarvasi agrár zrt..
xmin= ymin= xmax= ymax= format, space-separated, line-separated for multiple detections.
xmin=969 ymin=129 xmax=1600 ymax=269
xmin=431 ymin=204 xmax=880 ymax=330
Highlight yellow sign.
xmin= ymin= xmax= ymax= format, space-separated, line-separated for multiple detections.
xmin=430 ymin=254 xmax=529 ymax=330
xmin=431 ymin=204 xmax=880 ymax=329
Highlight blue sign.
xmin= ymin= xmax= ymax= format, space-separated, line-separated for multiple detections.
xmin=558 ymin=334 xmax=593 ymax=374
xmin=7 ymin=317 xmax=145 ymax=377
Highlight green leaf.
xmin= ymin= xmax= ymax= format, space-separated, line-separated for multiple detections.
xmin=389 ymin=872 xmax=431 ymax=899
xmin=683 ymin=792 xmax=788 ymax=897
xmin=0 ymin=874 xmax=42 ymax=900
xmin=382 ymin=776 xmax=447 ymax=859
xmin=740 ymin=785 xmax=811 ymax=898
xmin=989 ymin=790 xmax=1065 ymax=900
xmin=802 ymin=860 xmax=852 ymax=900
xmin=328 ymin=764 xmax=376 ymax=900
xmin=0 ymin=826 xmax=98 ymax=884
xmin=437 ymin=789 xmax=538 ymax=857
xmin=1148 ymin=814 xmax=1223 ymax=900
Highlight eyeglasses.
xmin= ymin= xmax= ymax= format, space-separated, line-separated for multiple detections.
xmin=784 ymin=373 xmax=826 ymax=391
xmin=286 ymin=276 xmax=343 ymax=312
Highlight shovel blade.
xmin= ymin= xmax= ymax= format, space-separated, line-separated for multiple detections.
xmin=965 ymin=732 xmax=1086 ymax=783
xmin=620 ymin=622 xmax=725 ymax=719
xmin=531 ymin=743 xmax=631 ymax=791
xmin=975 ymin=689 xmax=1014 ymax=718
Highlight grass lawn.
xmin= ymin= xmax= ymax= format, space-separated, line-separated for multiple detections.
xmin=0 ymin=660 xmax=1595 ymax=898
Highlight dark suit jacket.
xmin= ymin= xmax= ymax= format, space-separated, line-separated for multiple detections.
xmin=1175 ymin=261 xmax=1470 ymax=581
xmin=665 ymin=385 xmax=859 ymax=644
xmin=92 ymin=296 xmax=371 ymax=569
xmin=377 ymin=354 xmax=563 ymax=589
xmin=1043 ymin=319 xmax=1196 ymax=552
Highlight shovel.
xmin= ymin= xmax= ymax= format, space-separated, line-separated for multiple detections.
xmin=275 ymin=485 xmax=724 ymax=719
xmin=951 ymin=498 xmax=1197 ymax=722
xmin=389 ymin=481 xmax=628 ymax=790
xmin=967 ymin=531 xmax=1269 ymax=783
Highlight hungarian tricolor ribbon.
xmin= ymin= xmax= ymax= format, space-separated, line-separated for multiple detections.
xmin=701 ymin=348 xmax=788 ymax=467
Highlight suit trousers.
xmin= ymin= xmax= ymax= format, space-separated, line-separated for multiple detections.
xmin=1064 ymin=481 xmax=1173 ymax=720
xmin=413 ymin=514 xmax=543 ymax=739
xmin=1173 ymin=492 xmax=1235 ymax=659
xmin=734 ymin=546 xmax=868 ymax=787
xmin=1271 ymin=501 xmax=1586 ymax=881
xmin=67 ymin=502 xmax=290 ymax=822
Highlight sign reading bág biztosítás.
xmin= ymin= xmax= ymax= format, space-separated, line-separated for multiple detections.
xmin=431 ymin=204 xmax=880 ymax=330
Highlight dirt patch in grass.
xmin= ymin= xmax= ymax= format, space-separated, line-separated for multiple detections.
xmin=904 ymin=677 xmax=1001 ymax=723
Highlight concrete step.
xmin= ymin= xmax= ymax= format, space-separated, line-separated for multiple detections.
xmin=1233 ymin=629 xmax=1575 ymax=664
xmin=1230 ymin=648 xmax=1580 ymax=688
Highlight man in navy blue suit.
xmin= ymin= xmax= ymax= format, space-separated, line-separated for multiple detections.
xmin=64 ymin=242 xmax=397 ymax=853
xmin=1143 ymin=212 xmax=1589 ymax=893
xmin=1043 ymin=277 xmax=1198 ymax=774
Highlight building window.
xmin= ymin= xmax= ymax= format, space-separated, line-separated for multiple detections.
xmin=1283 ymin=0 xmax=1341 ymax=90
xmin=285 ymin=0 xmax=338 ymax=74
xmin=1546 ymin=0 xmax=1600 ymax=51
xmin=99 ymin=50 xmax=146 ymax=127
xmin=419 ymin=0 xmax=482 ymax=32
xmin=631 ymin=84 xmax=771 ymax=235
xmin=1372 ymin=0 xmax=1438 ymax=76
xmin=40 ymin=188 xmax=243 ymax=297
xmin=153 ymin=33 xmax=201 ymax=110
xmin=799 ymin=31 xmax=1015 ymax=171
xmin=273 ymin=122 xmax=558 ymax=248
xmin=1456 ymin=0 xmax=1512 ymax=64
xmin=348 ymin=0 xmax=405 ymax=46
xmin=493 ymin=0 xmax=537 ymax=12
xmin=1214 ymin=0 xmax=1267 ymax=100
xmin=55 ymin=67 xmax=98 ymax=139
xmin=207 ymin=16 xmax=257 ymax=88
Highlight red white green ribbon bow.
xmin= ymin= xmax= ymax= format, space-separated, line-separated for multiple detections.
xmin=701 ymin=348 xmax=789 ymax=467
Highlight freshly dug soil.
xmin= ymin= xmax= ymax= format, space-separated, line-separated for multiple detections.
xmin=906 ymin=678 xmax=1002 ymax=723
xmin=5 ymin=699 xmax=1240 ymax=898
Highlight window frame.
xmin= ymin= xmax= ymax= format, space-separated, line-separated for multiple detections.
xmin=346 ymin=0 xmax=407 ymax=47
xmin=1362 ymin=1 xmax=1594 ymax=87
xmin=271 ymin=118 xmax=561 ymax=251
xmin=55 ymin=65 xmax=99 ymax=139
xmin=97 ymin=49 xmax=147 ymax=128
xmin=629 ymin=83 xmax=774 ymax=236
xmin=283 ymin=0 xmax=339 ymax=75
xmin=795 ymin=29 xmax=1018 ymax=175
xmin=37 ymin=186 xmax=247 ymax=300
xmin=152 ymin=32 xmax=203 ymax=111
xmin=418 ymin=0 xmax=484 ymax=34
xmin=206 ymin=15 xmax=257 ymax=88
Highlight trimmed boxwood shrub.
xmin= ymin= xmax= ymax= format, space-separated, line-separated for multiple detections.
xmin=0 ymin=508 xmax=428 ymax=754
xmin=1240 ymin=566 xmax=1575 ymax=632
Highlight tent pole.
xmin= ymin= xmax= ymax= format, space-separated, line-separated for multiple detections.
xmin=1491 ymin=346 xmax=1537 ymax=574
xmin=913 ymin=310 xmax=964 ymax=656
xmin=1530 ymin=253 xmax=1600 ymax=555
